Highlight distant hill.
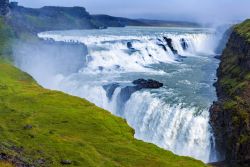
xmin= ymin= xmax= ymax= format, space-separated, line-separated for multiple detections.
xmin=9 ymin=5 xmax=97 ymax=33
xmin=136 ymin=19 xmax=200 ymax=27
xmin=91 ymin=14 xmax=148 ymax=28
xmin=8 ymin=4 xmax=199 ymax=34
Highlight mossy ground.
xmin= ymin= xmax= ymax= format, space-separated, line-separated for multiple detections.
xmin=0 ymin=18 xmax=206 ymax=167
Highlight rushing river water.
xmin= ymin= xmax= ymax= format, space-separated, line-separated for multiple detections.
xmin=15 ymin=26 xmax=224 ymax=162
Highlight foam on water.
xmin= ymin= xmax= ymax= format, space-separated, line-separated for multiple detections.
xmin=38 ymin=27 xmax=218 ymax=73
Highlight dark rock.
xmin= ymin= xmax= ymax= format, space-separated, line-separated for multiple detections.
xmin=119 ymin=86 xmax=138 ymax=103
xmin=107 ymin=79 xmax=163 ymax=113
xmin=157 ymin=38 xmax=163 ymax=43
xmin=163 ymin=37 xmax=178 ymax=54
xmin=61 ymin=160 xmax=72 ymax=165
xmin=156 ymin=38 xmax=167 ymax=51
xmin=98 ymin=66 xmax=104 ymax=71
xmin=114 ymin=65 xmax=121 ymax=69
xmin=127 ymin=42 xmax=133 ymax=49
xmin=180 ymin=38 xmax=188 ymax=50
xmin=214 ymin=55 xmax=221 ymax=60
xmin=103 ymin=83 xmax=120 ymax=100
xmin=132 ymin=79 xmax=163 ymax=89
xmin=126 ymin=42 xmax=138 ymax=53
xmin=157 ymin=44 xmax=167 ymax=51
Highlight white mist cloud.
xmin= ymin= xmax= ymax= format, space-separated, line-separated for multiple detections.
xmin=14 ymin=0 xmax=250 ymax=24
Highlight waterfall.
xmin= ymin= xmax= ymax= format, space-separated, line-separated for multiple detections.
xmin=15 ymin=27 xmax=222 ymax=163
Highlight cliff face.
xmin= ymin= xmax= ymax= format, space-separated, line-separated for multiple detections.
xmin=210 ymin=20 xmax=250 ymax=166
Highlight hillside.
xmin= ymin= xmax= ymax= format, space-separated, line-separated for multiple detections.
xmin=8 ymin=4 xmax=199 ymax=34
xmin=9 ymin=5 xmax=98 ymax=33
xmin=0 ymin=16 xmax=208 ymax=166
xmin=210 ymin=19 xmax=250 ymax=167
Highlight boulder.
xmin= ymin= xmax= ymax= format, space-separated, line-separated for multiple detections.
xmin=180 ymin=38 xmax=188 ymax=50
xmin=127 ymin=42 xmax=137 ymax=53
xmin=132 ymin=79 xmax=163 ymax=89
xmin=127 ymin=42 xmax=133 ymax=49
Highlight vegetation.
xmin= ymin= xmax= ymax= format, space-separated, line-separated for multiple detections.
xmin=212 ymin=19 xmax=250 ymax=164
xmin=219 ymin=22 xmax=250 ymax=123
xmin=0 ymin=17 xmax=206 ymax=166
xmin=235 ymin=19 xmax=250 ymax=42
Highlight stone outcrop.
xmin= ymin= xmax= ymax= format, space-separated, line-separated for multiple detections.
xmin=210 ymin=20 xmax=250 ymax=166
xmin=132 ymin=79 xmax=163 ymax=89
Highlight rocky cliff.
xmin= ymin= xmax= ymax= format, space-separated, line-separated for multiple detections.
xmin=210 ymin=19 xmax=250 ymax=166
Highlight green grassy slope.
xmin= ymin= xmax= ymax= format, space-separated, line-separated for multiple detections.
xmin=0 ymin=18 xmax=206 ymax=166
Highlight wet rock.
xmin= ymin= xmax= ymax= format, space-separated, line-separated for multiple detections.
xmin=163 ymin=36 xmax=178 ymax=54
xmin=132 ymin=79 xmax=163 ymax=89
xmin=157 ymin=44 xmax=167 ymax=51
xmin=156 ymin=38 xmax=167 ymax=51
xmin=114 ymin=65 xmax=121 ymax=69
xmin=214 ymin=55 xmax=221 ymax=60
xmin=180 ymin=38 xmax=188 ymax=50
xmin=117 ymin=79 xmax=163 ymax=106
xmin=127 ymin=42 xmax=133 ymax=49
xmin=103 ymin=83 xmax=120 ymax=100
xmin=127 ymin=42 xmax=137 ymax=53
xmin=98 ymin=66 xmax=104 ymax=71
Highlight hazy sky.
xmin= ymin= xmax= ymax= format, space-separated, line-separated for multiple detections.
xmin=14 ymin=0 xmax=250 ymax=24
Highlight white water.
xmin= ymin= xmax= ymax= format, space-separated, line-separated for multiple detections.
xmin=38 ymin=27 xmax=218 ymax=74
xmin=15 ymin=27 xmax=223 ymax=163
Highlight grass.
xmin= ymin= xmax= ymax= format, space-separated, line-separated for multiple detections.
xmin=0 ymin=161 xmax=14 ymax=167
xmin=0 ymin=18 xmax=206 ymax=166
xmin=235 ymin=19 xmax=250 ymax=42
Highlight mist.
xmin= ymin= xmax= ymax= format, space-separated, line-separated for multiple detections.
xmin=15 ymin=0 xmax=250 ymax=24
xmin=13 ymin=40 xmax=87 ymax=88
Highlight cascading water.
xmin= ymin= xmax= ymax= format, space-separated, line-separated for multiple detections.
xmin=15 ymin=26 xmax=224 ymax=163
